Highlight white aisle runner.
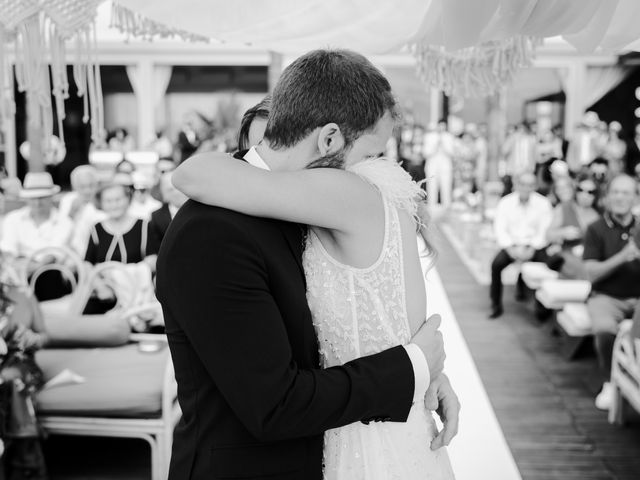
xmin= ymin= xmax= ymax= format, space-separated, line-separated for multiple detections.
xmin=424 ymin=262 xmax=522 ymax=480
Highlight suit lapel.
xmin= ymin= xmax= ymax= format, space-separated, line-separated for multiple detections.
xmin=161 ymin=205 xmax=172 ymax=231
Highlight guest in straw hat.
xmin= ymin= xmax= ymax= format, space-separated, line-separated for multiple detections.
xmin=0 ymin=172 xmax=73 ymax=300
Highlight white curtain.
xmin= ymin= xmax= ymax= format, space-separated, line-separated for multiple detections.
xmin=152 ymin=66 xmax=172 ymax=110
xmin=583 ymin=66 xmax=632 ymax=110
xmin=125 ymin=65 xmax=141 ymax=96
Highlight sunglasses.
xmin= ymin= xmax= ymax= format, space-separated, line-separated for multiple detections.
xmin=577 ymin=186 xmax=596 ymax=194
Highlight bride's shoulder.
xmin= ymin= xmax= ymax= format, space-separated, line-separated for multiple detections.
xmin=347 ymin=158 xmax=424 ymax=215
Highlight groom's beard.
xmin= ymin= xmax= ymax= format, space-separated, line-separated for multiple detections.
xmin=305 ymin=149 xmax=346 ymax=170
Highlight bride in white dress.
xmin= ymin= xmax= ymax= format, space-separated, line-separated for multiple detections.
xmin=173 ymin=114 xmax=456 ymax=479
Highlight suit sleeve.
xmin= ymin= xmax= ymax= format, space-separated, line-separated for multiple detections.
xmin=146 ymin=216 xmax=162 ymax=255
xmin=159 ymin=215 xmax=415 ymax=442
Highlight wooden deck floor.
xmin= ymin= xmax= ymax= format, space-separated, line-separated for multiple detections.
xmin=433 ymin=225 xmax=640 ymax=480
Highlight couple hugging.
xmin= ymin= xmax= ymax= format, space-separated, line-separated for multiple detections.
xmin=156 ymin=48 xmax=460 ymax=480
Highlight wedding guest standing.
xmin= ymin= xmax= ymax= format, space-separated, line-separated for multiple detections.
xmin=422 ymin=120 xmax=456 ymax=209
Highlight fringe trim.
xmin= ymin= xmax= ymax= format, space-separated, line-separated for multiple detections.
xmin=0 ymin=0 xmax=106 ymax=162
xmin=110 ymin=3 xmax=210 ymax=43
xmin=409 ymin=36 xmax=543 ymax=98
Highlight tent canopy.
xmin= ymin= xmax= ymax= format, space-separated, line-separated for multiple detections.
xmin=2 ymin=0 xmax=640 ymax=152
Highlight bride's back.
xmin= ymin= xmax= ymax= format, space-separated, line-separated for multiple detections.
xmin=305 ymin=162 xmax=427 ymax=366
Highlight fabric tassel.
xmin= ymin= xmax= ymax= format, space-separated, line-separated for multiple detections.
xmin=110 ymin=2 xmax=210 ymax=43
xmin=410 ymin=35 xmax=542 ymax=98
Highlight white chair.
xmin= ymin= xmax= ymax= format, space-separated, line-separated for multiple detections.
xmin=535 ymin=279 xmax=591 ymax=310
xmin=609 ymin=320 xmax=640 ymax=425
xmin=556 ymin=302 xmax=593 ymax=359
xmin=521 ymin=261 xmax=558 ymax=290
xmin=18 ymin=246 xmax=88 ymax=317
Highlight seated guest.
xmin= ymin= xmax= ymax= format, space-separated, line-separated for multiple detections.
xmin=58 ymin=165 xmax=106 ymax=255
xmin=489 ymin=172 xmax=553 ymax=319
xmin=0 ymin=173 xmax=73 ymax=300
xmin=545 ymin=176 xmax=599 ymax=279
xmin=85 ymin=182 xmax=151 ymax=266
xmin=583 ymin=174 xmax=640 ymax=410
xmin=84 ymin=181 xmax=154 ymax=314
xmin=146 ymin=172 xmax=188 ymax=264
xmin=545 ymin=159 xmax=570 ymax=205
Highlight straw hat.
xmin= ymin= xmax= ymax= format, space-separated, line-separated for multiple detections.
xmin=19 ymin=172 xmax=60 ymax=199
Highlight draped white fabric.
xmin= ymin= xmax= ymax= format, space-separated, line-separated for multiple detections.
xmin=114 ymin=0 xmax=640 ymax=53
xmin=583 ymin=66 xmax=632 ymax=110
xmin=125 ymin=65 xmax=141 ymax=96
xmin=111 ymin=0 xmax=640 ymax=96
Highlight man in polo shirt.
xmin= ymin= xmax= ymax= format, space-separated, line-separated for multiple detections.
xmin=583 ymin=174 xmax=640 ymax=410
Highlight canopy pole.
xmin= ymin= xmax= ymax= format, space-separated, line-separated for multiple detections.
xmin=563 ymin=60 xmax=587 ymax=134
xmin=486 ymin=89 xmax=506 ymax=182
xmin=26 ymin=90 xmax=44 ymax=173
xmin=429 ymin=87 xmax=441 ymax=124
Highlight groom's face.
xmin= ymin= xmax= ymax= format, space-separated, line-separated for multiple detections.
xmin=306 ymin=112 xmax=395 ymax=169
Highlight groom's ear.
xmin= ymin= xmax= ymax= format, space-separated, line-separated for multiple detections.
xmin=317 ymin=123 xmax=346 ymax=156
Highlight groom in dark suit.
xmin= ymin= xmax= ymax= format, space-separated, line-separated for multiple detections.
xmin=156 ymin=49 xmax=458 ymax=480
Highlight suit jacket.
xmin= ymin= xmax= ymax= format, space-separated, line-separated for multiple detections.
xmin=156 ymin=200 xmax=416 ymax=480
xmin=147 ymin=203 xmax=172 ymax=255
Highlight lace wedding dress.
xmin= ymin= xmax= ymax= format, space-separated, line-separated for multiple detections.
xmin=303 ymin=159 xmax=455 ymax=480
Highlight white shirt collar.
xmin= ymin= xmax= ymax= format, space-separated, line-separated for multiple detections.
xmin=168 ymin=203 xmax=179 ymax=218
xmin=243 ymin=146 xmax=271 ymax=171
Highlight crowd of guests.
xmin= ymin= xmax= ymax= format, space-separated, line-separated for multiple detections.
xmin=0 ymin=157 xmax=189 ymax=475
xmin=1 ymin=97 xmax=639 ymax=472
xmin=488 ymin=164 xmax=640 ymax=412
xmin=0 ymin=161 xmax=188 ymax=303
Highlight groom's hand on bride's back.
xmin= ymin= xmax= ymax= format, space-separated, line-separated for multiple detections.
xmin=411 ymin=314 xmax=445 ymax=381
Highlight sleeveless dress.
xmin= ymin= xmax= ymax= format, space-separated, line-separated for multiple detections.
xmin=303 ymin=159 xmax=455 ymax=480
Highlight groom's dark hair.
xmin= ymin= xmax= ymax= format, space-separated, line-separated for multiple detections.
xmin=263 ymin=49 xmax=397 ymax=150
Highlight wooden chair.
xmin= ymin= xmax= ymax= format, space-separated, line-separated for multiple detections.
xmin=609 ymin=320 xmax=640 ymax=425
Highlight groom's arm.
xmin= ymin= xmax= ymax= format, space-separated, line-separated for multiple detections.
xmin=161 ymin=213 xmax=421 ymax=441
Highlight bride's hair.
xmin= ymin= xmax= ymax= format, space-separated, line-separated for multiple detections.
xmin=264 ymin=49 xmax=398 ymax=150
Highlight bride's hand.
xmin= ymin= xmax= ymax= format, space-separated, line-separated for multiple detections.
xmin=425 ymin=374 xmax=460 ymax=450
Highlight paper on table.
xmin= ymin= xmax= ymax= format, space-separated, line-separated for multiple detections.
xmin=43 ymin=369 xmax=86 ymax=390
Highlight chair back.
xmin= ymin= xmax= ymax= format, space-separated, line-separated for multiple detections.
xmin=21 ymin=246 xmax=87 ymax=292
xmin=70 ymin=261 xmax=141 ymax=314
